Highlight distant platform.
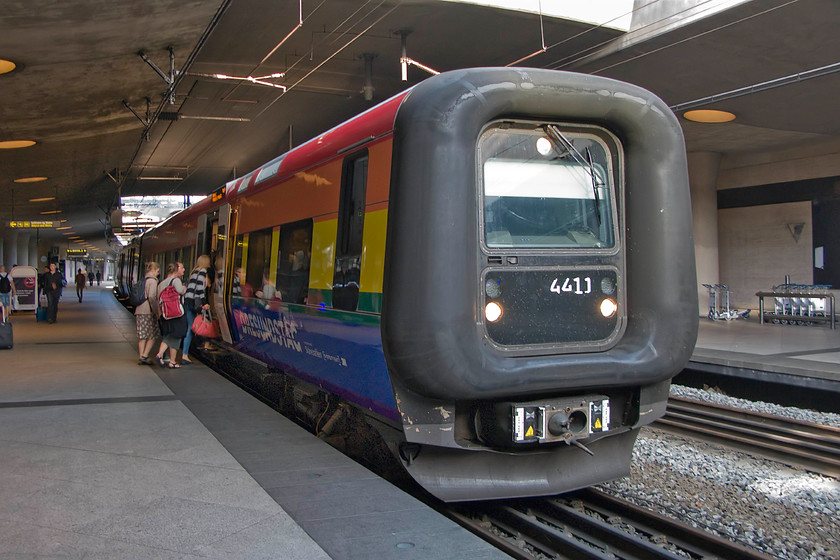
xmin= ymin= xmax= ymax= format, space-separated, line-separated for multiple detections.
xmin=683 ymin=315 xmax=840 ymax=411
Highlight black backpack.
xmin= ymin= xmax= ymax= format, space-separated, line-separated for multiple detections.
xmin=0 ymin=274 xmax=10 ymax=294
xmin=129 ymin=278 xmax=148 ymax=307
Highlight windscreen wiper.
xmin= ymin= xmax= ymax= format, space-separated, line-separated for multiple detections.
xmin=585 ymin=146 xmax=601 ymax=226
xmin=544 ymin=125 xmax=602 ymax=225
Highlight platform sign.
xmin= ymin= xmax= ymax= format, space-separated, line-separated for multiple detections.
xmin=7 ymin=220 xmax=57 ymax=228
xmin=10 ymin=265 xmax=38 ymax=311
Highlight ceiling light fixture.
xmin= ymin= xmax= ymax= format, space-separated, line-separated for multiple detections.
xmin=683 ymin=109 xmax=736 ymax=123
xmin=191 ymin=71 xmax=287 ymax=91
xmin=0 ymin=140 xmax=36 ymax=149
xmin=16 ymin=177 xmax=48 ymax=183
xmin=0 ymin=59 xmax=16 ymax=74
xmin=29 ymin=196 xmax=56 ymax=202
xmin=56 ymin=226 xmax=72 ymax=230
xmin=40 ymin=210 xmax=62 ymax=215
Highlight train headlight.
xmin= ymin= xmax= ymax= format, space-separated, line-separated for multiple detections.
xmin=485 ymin=301 xmax=503 ymax=322
xmin=599 ymin=298 xmax=617 ymax=318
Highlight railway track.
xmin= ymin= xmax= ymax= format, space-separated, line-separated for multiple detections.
xmin=448 ymin=488 xmax=772 ymax=559
xmin=656 ymin=396 xmax=840 ymax=478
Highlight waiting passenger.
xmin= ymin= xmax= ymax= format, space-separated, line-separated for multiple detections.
xmin=182 ymin=255 xmax=211 ymax=364
xmin=135 ymin=262 xmax=160 ymax=365
xmin=154 ymin=262 xmax=187 ymax=368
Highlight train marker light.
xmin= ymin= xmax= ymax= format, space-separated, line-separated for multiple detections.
xmin=485 ymin=301 xmax=503 ymax=322
xmin=536 ymin=136 xmax=552 ymax=156
xmin=600 ymin=298 xmax=617 ymax=318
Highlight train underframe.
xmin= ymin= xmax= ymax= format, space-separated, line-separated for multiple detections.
xmin=197 ymin=340 xmax=668 ymax=502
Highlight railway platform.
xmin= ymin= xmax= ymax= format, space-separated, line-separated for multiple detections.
xmin=686 ymin=314 xmax=840 ymax=407
xmin=0 ymin=285 xmax=509 ymax=559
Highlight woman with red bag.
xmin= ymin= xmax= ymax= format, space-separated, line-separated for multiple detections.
xmin=154 ymin=262 xmax=186 ymax=368
xmin=182 ymin=255 xmax=210 ymax=364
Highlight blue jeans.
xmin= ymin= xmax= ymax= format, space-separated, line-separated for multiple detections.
xmin=183 ymin=306 xmax=197 ymax=357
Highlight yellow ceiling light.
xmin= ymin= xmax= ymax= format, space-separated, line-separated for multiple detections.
xmin=0 ymin=139 xmax=36 ymax=149
xmin=40 ymin=210 xmax=62 ymax=215
xmin=683 ymin=109 xmax=736 ymax=123
xmin=56 ymin=226 xmax=72 ymax=230
xmin=16 ymin=177 xmax=49 ymax=183
xmin=0 ymin=59 xmax=15 ymax=74
xmin=29 ymin=196 xmax=56 ymax=202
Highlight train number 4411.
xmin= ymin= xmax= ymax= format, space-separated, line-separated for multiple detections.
xmin=550 ymin=276 xmax=592 ymax=295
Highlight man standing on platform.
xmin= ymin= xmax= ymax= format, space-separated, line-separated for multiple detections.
xmin=44 ymin=263 xmax=63 ymax=323
xmin=75 ymin=269 xmax=86 ymax=302
xmin=96 ymin=271 xmax=101 ymax=286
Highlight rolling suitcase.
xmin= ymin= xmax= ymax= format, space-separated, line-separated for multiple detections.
xmin=36 ymin=306 xmax=49 ymax=322
xmin=0 ymin=307 xmax=12 ymax=350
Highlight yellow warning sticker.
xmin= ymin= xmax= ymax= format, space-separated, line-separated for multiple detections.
xmin=525 ymin=426 xmax=534 ymax=437
xmin=594 ymin=418 xmax=602 ymax=430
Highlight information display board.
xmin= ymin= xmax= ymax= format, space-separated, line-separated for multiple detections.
xmin=10 ymin=266 xmax=38 ymax=311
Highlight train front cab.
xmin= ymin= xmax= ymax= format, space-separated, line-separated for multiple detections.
xmin=381 ymin=69 xmax=699 ymax=501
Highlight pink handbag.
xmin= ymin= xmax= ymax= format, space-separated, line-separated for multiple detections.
xmin=191 ymin=309 xmax=219 ymax=338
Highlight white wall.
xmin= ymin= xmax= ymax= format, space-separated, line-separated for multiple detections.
xmin=717 ymin=201 xmax=812 ymax=310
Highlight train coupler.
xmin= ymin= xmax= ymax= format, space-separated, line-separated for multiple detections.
xmin=476 ymin=395 xmax=611 ymax=448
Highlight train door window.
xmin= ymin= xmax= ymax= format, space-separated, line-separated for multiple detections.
xmin=332 ymin=151 xmax=368 ymax=311
xmin=232 ymin=234 xmax=249 ymax=299
xmin=276 ymin=219 xmax=312 ymax=305
xmin=246 ymin=227 xmax=275 ymax=301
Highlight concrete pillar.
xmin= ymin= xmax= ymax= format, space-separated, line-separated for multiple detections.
xmin=0 ymin=236 xmax=4 ymax=267
xmin=688 ymin=152 xmax=722 ymax=317
xmin=28 ymin=236 xmax=39 ymax=268
xmin=16 ymin=233 xmax=31 ymax=267
xmin=5 ymin=230 xmax=19 ymax=268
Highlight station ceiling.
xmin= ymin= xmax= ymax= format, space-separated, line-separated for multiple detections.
xmin=1 ymin=0 xmax=839 ymax=253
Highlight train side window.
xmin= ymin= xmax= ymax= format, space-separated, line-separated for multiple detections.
xmin=247 ymin=227 xmax=275 ymax=301
xmin=333 ymin=151 xmax=368 ymax=311
xmin=276 ymin=219 xmax=312 ymax=305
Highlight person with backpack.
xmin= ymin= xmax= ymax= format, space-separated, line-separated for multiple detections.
xmin=182 ymin=255 xmax=210 ymax=365
xmin=134 ymin=262 xmax=160 ymax=365
xmin=154 ymin=262 xmax=187 ymax=368
xmin=0 ymin=265 xmax=15 ymax=319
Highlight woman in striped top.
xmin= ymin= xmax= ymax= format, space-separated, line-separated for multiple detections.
xmin=182 ymin=254 xmax=211 ymax=364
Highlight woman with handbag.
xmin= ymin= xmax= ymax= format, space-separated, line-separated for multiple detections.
xmin=182 ymin=255 xmax=210 ymax=364
xmin=154 ymin=262 xmax=187 ymax=368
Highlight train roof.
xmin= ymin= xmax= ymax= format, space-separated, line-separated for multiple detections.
xmin=141 ymin=88 xmax=411 ymax=240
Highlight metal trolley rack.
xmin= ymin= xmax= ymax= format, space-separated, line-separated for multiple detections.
xmin=756 ymin=284 xmax=836 ymax=329
xmin=702 ymin=283 xmax=749 ymax=321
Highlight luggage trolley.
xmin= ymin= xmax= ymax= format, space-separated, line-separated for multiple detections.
xmin=702 ymin=283 xmax=750 ymax=321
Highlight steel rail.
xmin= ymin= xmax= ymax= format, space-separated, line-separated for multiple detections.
xmin=448 ymin=488 xmax=773 ymax=559
xmin=656 ymin=396 xmax=840 ymax=478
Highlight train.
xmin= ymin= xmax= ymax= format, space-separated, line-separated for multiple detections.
xmin=116 ymin=67 xmax=698 ymax=502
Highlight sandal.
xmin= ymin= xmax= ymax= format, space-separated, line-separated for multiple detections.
xmin=181 ymin=357 xmax=192 ymax=365
xmin=167 ymin=363 xmax=181 ymax=369
xmin=156 ymin=355 xmax=166 ymax=367
xmin=139 ymin=356 xmax=152 ymax=365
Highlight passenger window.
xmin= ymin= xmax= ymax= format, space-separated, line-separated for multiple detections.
xmin=332 ymin=151 xmax=368 ymax=311
xmin=246 ymin=228 xmax=275 ymax=301
xmin=276 ymin=219 xmax=312 ymax=305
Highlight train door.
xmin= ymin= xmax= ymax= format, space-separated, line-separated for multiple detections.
xmin=213 ymin=205 xmax=234 ymax=343
xmin=332 ymin=150 xmax=368 ymax=311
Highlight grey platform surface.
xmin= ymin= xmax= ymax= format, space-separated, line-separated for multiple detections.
xmin=0 ymin=286 xmax=509 ymax=559
xmin=691 ymin=314 xmax=840 ymax=384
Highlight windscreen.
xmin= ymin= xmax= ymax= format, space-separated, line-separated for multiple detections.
xmin=480 ymin=124 xmax=617 ymax=249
